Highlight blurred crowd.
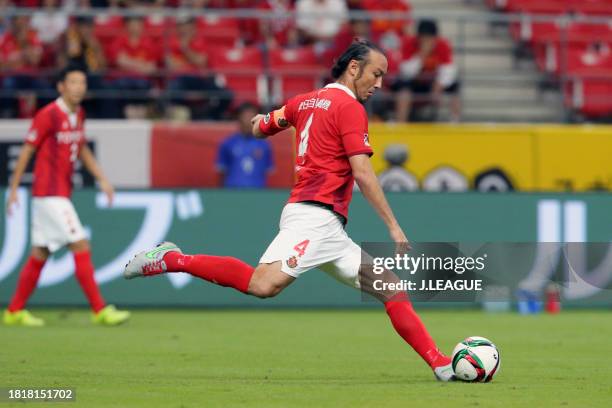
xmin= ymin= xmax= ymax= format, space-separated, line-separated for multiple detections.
xmin=0 ymin=0 xmax=460 ymax=121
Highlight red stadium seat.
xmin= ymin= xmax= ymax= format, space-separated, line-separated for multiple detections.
xmin=196 ymin=16 xmax=240 ymax=48
xmin=269 ymin=47 xmax=325 ymax=104
xmin=499 ymin=0 xmax=612 ymax=15
xmin=209 ymin=46 xmax=268 ymax=105
xmin=565 ymin=75 xmax=612 ymax=118
xmin=512 ymin=19 xmax=612 ymax=44
xmin=530 ymin=22 xmax=612 ymax=74
xmin=498 ymin=0 xmax=612 ymax=118
xmin=562 ymin=48 xmax=612 ymax=117
xmin=503 ymin=0 xmax=567 ymax=14
xmin=509 ymin=20 xmax=558 ymax=44
xmin=536 ymin=42 xmax=612 ymax=75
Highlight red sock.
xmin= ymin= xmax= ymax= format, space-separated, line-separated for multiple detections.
xmin=73 ymin=250 xmax=106 ymax=313
xmin=384 ymin=293 xmax=450 ymax=368
xmin=164 ymin=252 xmax=254 ymax=293
xmin=8 ymin=256 xmax=46 ymax=312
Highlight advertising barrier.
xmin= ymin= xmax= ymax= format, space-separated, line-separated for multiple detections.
xmin=368 ymin=123 xmax=612 ymax=192
xmin=1 ymin=189 xmax=611 ymax=308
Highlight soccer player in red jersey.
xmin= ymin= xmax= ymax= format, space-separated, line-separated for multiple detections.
xmin=3 ymin=66 xmax=130 ymax=327
xmin=125 ymin=40 xmax=455 ymax=381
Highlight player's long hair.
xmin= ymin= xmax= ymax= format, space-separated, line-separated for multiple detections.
xmin=330 ymin=39 xmax=385 ymax=80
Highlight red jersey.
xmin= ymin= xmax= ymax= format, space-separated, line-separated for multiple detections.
xmin=362 ymin=0 xmax=412 ymax=36
xmin=0 ymin=30 xmax=43 ymax=73
xmin=111 ymin=35 xmax=160 ymax=70
xmin=25 ymin=98 xmax=86 ymax=198
xmin=167 ymin=35 xmax=210 ymax=74
xmin=284 ymin=83 xmax=373 ymax=220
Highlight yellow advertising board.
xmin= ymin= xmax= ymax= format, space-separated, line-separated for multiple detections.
xmin=535 ymin=126 xmax=612 ymax=191
xmin=369 ymin=123 xmax=612 ymax=192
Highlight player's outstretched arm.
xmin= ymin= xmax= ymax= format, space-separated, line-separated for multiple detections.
xmin=79 ymin=144 xmax=114 ymax=206
xmin=349 ymin=154 xmax=411 ymax=251
xmin=251 ymin=106 xmax=290 ymax=139
xmin=6 ymin=143 xmax=36 ymax=215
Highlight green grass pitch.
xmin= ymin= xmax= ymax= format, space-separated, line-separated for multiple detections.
xmin=2 ymin=309 xmax=611 ymax=407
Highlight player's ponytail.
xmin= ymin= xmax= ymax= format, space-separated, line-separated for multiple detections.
xmin=331 ymin=38 xmax=385 ymax=79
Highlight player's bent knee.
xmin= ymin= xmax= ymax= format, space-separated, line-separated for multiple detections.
xmin=69 ymin=239 xmax=90 ymax=253
xmin=248 ymin=262 xmax=293 ymax=298
xmin=31 ymin=246 xmax=50 ymax=260
xmin=248 ymin=279 xmax=283 ymax=299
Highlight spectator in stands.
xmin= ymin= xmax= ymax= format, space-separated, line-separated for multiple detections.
xmin=31 ymin=0 xmax=68 ymax=46
xmin=295 ymin=0 xmax=348 ymax=44
xmin=0 ymin=15 xmax=50 ymax=118
xmin=216 ymin=102 xmax=274 ymax=188
xmin=83 ymin=0 xmax=125 ymax=58
xmin=362 ymin=0 xmax=411 ymax=53
xmin=378 ymin=144 xmax=418 ymax=192
xmin=362 ymin=0 xmax=411 ymax=40
xmin=393 ymin=19 xmax=461 ymax=122
xmin=165 ymin=16 xmax=232 ymax=120
xmin=324 ymin=17 xmax=371 ymax=66
xmin=60 ymin=17 xmax=107 ymax=74
xmin=110 ymin=15 xmax=160 ymax=118
xmin=59 ymin=16 xmax=110 ymax=117
xmin=0 ymin=16 xmax=42 ymax=71
xmin=89 ymin=0 xmax=123 ymax=28
xmin=141 ymin=0 xmax=174 ymax=37
xmin=0 ymin=0 xmax=13 ymax=37
xmin=255 ymin=0 xmax=299 ymax=48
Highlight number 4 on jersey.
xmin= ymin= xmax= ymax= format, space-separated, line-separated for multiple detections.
xmin=293 ymin=239 xmax=310 ymax=257
xmin=297 ymin=112 xmax=314 ymax=164
xmin=70 ymin=142 xmax=79 ymax=162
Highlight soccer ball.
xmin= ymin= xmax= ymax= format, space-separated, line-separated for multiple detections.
xmin=451 ymin=336 xmax=500 ymax=382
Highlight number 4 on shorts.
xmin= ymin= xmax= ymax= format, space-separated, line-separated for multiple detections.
xmin=293 ymin=240 xmax=310 ymax=257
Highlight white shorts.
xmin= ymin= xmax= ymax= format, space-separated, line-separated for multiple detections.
xmin=31 ymin=197 xmax=86 ymax=252
xmin=259 ymin=203 xmax=362 ymax=289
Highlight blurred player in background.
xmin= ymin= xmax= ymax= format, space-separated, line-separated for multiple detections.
xmin=125 ymin=40 xmax=454 ymax=381
xmin=3 ymin=66 xmax=130 ymax=327
xmin=216 ymin=102 xmax=274 ymax=188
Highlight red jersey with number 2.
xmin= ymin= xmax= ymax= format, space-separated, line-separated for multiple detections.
xmin=25 ymin=98 xmax=86 ymax=198
xmin=283 ymin=83 xmax=373 ymax=220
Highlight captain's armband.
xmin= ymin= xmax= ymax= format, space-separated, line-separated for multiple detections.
xmin=259 ymin=107 xmax=290 ymax=136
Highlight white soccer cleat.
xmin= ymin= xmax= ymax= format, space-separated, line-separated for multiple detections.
xmin=434 ymin=363 xmax=457 ymax=382
xmin=123 ymin=241 xmax=182 ymax=279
